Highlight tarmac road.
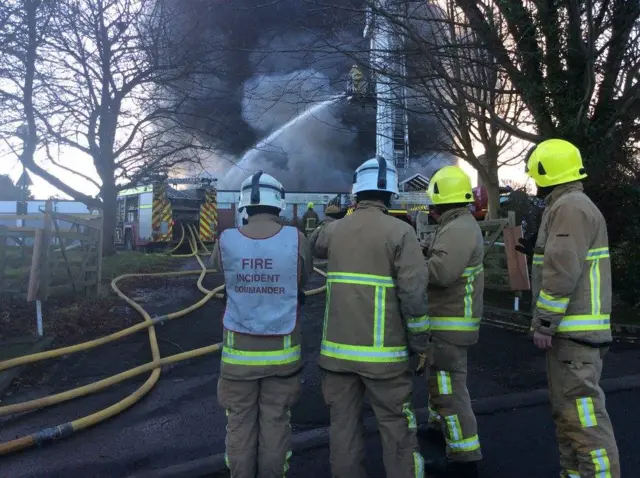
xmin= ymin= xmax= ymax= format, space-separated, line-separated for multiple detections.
xmin=276 ymin=389 xmax=640 ymax=478
xmin=0 ymin=266 xmax=639 ymax=477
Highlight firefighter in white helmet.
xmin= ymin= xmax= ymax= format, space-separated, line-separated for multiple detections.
xmin=310 ymin=156 xmax=430 ymax=478
xmin=211 ymin=171 xmax=313 ymax=478
xmin=418 ymin=166 xmax=484 ymax=478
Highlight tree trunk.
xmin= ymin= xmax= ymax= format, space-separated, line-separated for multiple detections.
xmin=486 ymin=182 xmax=500 ymax=220
xmin=477 ymin=156 xmax=501 ymax=220
xmin=100 ymin=183 xmax=117 ymax=257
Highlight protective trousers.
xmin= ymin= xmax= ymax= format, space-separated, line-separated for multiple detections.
xmin=426 ymin=337 xmax=482 ymax=462
xmin=322 ymin=370 xmax=424 ymax=478
xmin=547 ymin=339 xmax=620 ymax=478
xmin=218 ymin=374 xmax=302 ymax=478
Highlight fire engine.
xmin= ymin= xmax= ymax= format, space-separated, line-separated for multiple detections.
xmin=115 ymin=176 xmax=218 ymax=251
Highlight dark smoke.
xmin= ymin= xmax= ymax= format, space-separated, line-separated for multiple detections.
xmin=166 ymin=0 xmax=453 ymax=191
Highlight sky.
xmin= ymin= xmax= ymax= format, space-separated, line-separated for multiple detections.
xmin=0 ymin=143 xmax=531 ymax=200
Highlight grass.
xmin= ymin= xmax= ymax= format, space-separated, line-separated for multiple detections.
xmin=101 ymin=251 xmax=178 ymax=281
xmin=2 ymin=249 xmax=178 ymax=293
xmin=1 ymin=251 xmax=186 ymax=343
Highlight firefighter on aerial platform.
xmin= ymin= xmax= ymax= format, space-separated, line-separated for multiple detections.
xmin=310 ymin=156 xmax=430 ymax=478
xmin=517 ymin=139 xmax=620 ymax=478
xmin=300 ymin=202 xmax=319 ymax=236
xmin=417 ymin=165 xmax=484 ymax=478
xmin=212 ymin=171 xmax=313 ymax=478
xmin=348 ymin=64 xmax=365 ymax=99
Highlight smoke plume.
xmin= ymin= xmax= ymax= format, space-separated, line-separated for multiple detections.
xmin=166 ymin=0 xmax=454 ymax=191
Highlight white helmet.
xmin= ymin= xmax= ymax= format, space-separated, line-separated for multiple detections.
xmin=352 ymin=156 xmax=399 ymax=196
xmin=238 ymin=171 xmax=286 ymax=212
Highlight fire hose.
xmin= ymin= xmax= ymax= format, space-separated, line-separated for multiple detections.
xmin=0 ymin=222 xmax=327 ymax=455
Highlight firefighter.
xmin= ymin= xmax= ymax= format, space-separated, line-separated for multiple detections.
xmin=518 ymin=139 xmax=619 ymax=478
xmin=349 ymin=64 xmax=364 ymax=98
xmin=212 ymin=171 xmax=313 ymax=478
xmin=418 ymin=166 xmax=483 ymax=478
xmin=311 ymin=156 xmax=430 ymax=478
xmin=307 ymin=204 xmax=342 ymax=249
xmin=300 ymin=202 xmax=319 ymax=236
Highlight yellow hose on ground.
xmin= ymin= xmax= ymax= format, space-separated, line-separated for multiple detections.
xmin=0 ymin=220 xmax=328 ymax=454
xmin=0 ymin=344 xmax=221 ymax=417
xmin=192 ymin=223 xmax=211 ymax=255
xmin=0 ymin=270 xmax=219 ymax=373
xmin=168 ymin=222 xmax=186 ymax=254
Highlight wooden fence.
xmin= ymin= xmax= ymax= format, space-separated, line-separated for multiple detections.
xmin=0 ymin=200 xmax=103 ymax=301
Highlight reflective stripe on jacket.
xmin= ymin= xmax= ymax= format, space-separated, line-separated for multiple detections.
xmin=300 ymin=210 xmax=319 ymax=233
xmin=531 ymin=182 xmax=612 ymax=343
xmin=211 ymin=213 xmax=313 ymax=380
xmin=312 ymin=201 xmax=429 ymax=379
xmin=425 ymin=208 xmax=484 ymax=346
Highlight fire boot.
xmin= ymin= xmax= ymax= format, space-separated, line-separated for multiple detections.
xmin=423 ymin=456 xmax=479 ymax=478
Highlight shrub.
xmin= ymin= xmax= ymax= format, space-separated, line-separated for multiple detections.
xmin=611 ymin=240 xmax=640 ymax=309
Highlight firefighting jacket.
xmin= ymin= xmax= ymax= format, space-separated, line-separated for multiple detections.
xmin=425 ymin=207 xmax=484 ymax=346
xmin=300 ymin=210 xmax=319 ymax=233
xmin=531 ymin=182 xmax=612 ymax=344
xmin=311 ymin=201 xmax=430 ymax=379
xmin=211 ymin=213 xmax=313 ymax=380
xmin=307 ymin=216 xmax=336 ymax=251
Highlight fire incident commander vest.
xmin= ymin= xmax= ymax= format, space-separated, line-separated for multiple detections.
xmin=220 ymin=226 xmax=299 ymax=336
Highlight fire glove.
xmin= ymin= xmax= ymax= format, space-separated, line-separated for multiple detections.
xmin=515 ymin=237 xmax=534 ymax=256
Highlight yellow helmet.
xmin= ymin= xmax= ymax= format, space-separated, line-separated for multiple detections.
xmin=525 ymin=139 xmax=587 ymax=188
xmin=307 ymin=202 xmax=314 ymax=209
xmin=427 ymin=166 xmax=473 ymax=205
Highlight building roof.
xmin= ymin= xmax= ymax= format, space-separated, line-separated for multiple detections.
xmin=399 ymin=173 xmax=430 ymax=192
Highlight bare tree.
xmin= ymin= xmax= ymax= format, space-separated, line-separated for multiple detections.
xmin=401 ymin=0 xmax=531 ymax=218
xmin=0 ymin=0 xmax=53 ymax=182
xmin=0 ymin=0 xmax=223 ymax=253
xmin=300 ymin=1 xmax=532 ymax=215
xmin=453 ymin=0 xmax=640 ymax=185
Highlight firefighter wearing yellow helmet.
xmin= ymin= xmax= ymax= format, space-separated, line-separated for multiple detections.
xmin=300 ymin=201 xmax=319 ymax=236
xmin=418 ymin=165 xmax=483 ymax=478
xmin=521 ymin=139 xmax=620 ymax=477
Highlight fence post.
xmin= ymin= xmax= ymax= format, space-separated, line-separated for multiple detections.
xmin=505 ymin=211 xmax=527 ymax=310
xmin=39 ymin=200 xmax=53 ymax=300
xmin=96 ymin=210 xmax=104 ymax=297
xmin=27 ymin=228 xmax=45 ymax=336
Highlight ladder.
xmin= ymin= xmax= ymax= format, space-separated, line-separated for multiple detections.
xmin=392 ymin=40 xmax=409 ymax=175
xmin=393 ymin=106 xmax=409 ymax=171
